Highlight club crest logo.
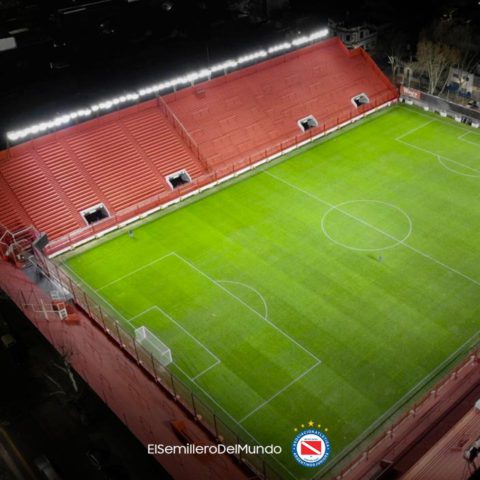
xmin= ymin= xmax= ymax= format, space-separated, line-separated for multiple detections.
xmin=291 ymin=423 xmax=331 ymax=468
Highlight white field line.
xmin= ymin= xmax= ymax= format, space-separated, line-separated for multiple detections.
xmin=305 ymin=328 xmax=480 ymax=480
xmin=191 ymin=359 xmax=221 ymax=381
xmin=49 ymin=101 xmax=395 ymax=259
xmin=405 ymin=107 xmax=480 ymax=135
xmin=129 ymin=306 xmax=155 ymax=322
xmin=458 ymin=137 xmax=480 ymax=148
xmin=266 ymin=172 xmax=480 ymax=289
xmin=173 ymin=253 xmax=326 ymax=427
xmin=463 ymin=129 xmax=480 ymax=138
xmin=395 ymin=120 xmax=434 ymax=141
xmin=66 ymin=272 xmax=294 ymax=475
xmin=173 ymin=252 xmax=322 ymax=364
xmin=121 ymin=255 xmax=323 ymax=470
xmin=140 ymin=280 xmax=309 ymax=479
xmin=171 ymin=360 xmax=298 ymax=480
xmin=218 ymin=280 xmax=269 ymax=319
xmin=68 ymin=262 xmax=223 ymax=379
xmin=439 ymin=154 xmax=480 ymax=174
xmin=395 ymin=118 xmax=480 ymax=173
xmin=239 ymin=360 xmax=321 ymax=424
xmin=69 ymin=253 xmax=320 ymax=455
xmin=129 ymin=305 xmax=220 ymax=363
xmin=62 ymin=262 xmax=131 ymax=324
xmin=61 ymin=265 xmax=308 ymax=479
xmin=396 ymin=137 xmax=480 ymax=174
xmin=457 ymin=131 xmax=480 ymax=148
xmin=96 ymin=252 xmax=175 ymax=291
xmin=61 ymin=107 xmax=476 ymax=480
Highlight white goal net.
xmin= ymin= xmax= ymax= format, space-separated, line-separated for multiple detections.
xmin=134 ymin=326 xmax=172 ymax=366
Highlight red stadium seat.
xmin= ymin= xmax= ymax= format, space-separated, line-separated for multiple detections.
xmin=0 ymin=37 xmax=397 ymax=242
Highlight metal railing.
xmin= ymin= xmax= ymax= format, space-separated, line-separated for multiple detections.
xmin=400 ymin=86 xmax=480 ymax=124
xmin=3 ymin=93 xmax=480 ymax=478
xmin=28 ymin=227 xmax=480 ymax=480
xmin=156 ymin=96 xmax=212 ymax=172
xmin=315 ymin=334 xmax=480 ymax=479
xmin=28 ymin=248 xmax=283 ymax=480
xmin=45 ymin=90 xmax=398 ymax=257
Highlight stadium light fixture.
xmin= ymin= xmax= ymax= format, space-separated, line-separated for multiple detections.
xmin=6 ymin=27 xmax=329 ymax=144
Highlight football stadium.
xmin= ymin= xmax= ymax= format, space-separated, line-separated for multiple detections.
xmin=1 ymin=23 xmax=480 ymax=480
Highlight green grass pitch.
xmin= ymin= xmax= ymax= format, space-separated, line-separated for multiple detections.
xmin=61 ymin=105 xmax=480 ymax=479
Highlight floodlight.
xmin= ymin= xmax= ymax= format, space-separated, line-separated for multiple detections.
xmin=5 ymin=25 xmax=329 ymax=143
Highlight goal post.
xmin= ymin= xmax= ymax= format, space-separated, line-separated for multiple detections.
xmin=134 ymin=326 xmax=173 ymax=366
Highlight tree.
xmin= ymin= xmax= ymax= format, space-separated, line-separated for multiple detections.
xmin=375 ymin=28 xmax=411 ymax=81
xmin=385 ymin=34 xmax=408 ymax=79
xmin=387 ymin=54 xmax=400 ymax=79
xmin=434 ymin=20 xmax=479 ymax=80
xmin=414 ymin=14 xmax=479 ymax=95
xmin=415 ymin=38 xmax=460 ymax=94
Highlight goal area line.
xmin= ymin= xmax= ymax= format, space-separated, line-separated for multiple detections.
xmin=101 ymin=251 xmax=323 ymax=430
xmin=130 ymin=305 xmax=221 ymax=382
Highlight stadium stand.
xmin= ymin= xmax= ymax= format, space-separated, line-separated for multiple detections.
xmin=165 ymin=37 xmax=397 ymax=167
xmin=0 ymin=36 xmax=397 ymax=244
xmin=0 ymin=175 xmax=30 ymax=231
xmin=401 ymin=406 xmax=480 ymax=480
xmin=0 ymin=102 xmax=207 ymax=239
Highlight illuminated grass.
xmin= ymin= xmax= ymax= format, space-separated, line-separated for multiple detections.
xmin=63 ymin=105 xmax=480 ymax=479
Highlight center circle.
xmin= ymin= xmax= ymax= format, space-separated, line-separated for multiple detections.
xmin=321 ymin=200 xmax=412 ymax=251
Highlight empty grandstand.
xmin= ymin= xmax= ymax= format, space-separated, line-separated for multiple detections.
xmin=0 ymin=36 xmax=396 ymax=247
xmin=2 ymin=26 xmax=479 ymax=480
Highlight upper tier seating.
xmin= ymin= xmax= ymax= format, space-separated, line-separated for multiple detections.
xmin=0 ymin=37 xmax=397 ymax=242
xmin=165 ymin=37 xmax=397 ymax=167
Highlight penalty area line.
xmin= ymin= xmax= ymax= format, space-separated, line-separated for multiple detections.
xmin=239 ymin=360 xmax=321 ymax=424
xmin=395 ymin=120 xmax=434 ymax=141
xmin=457 ymin=131 xmax=480 ymax=148
xmin=173 ymin=252 xmax=322 ymax=364
xmin=191 ymin=359 xmax=221 ymax=381
xmin=62 ymin=262 xmax=131 ymax=324
xmin=171 ymin=362 xmax=298 ymax=480
xmin=96 ymin=252 xmax=175 ymax=292
xmin=404 ymin=108 xmax=480 ymax=135
xmin=396 ymin=137 xmax=480 ymax=174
